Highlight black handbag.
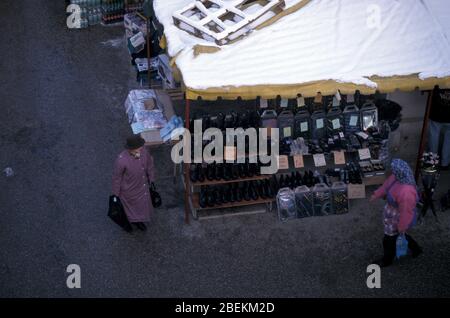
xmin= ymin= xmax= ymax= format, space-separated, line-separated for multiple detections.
xmin=108 ymin=195 xmax=132 ymax=232
xmin=149 ymin=182 xmax=162 ymax=208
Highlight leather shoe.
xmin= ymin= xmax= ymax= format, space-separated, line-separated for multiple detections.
xmin=135 ymin=222 xmax=147 ymax=231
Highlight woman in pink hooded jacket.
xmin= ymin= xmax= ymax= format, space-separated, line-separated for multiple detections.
xmin=370 ymin=159 xmax=423 ymax=267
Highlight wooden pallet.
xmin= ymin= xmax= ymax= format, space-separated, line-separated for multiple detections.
xmin=173 ymin=0 xmax=286 ymax=45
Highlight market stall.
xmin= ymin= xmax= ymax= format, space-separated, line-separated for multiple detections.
xmin=151 ymin=0 xmax=450 ymax=223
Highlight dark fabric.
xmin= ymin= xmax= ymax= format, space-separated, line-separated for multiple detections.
xmin=125 ymin=134 xmax=145 ymax=150
xmin=149 ymin=182 xmax=162 ymax=208
xmin=382 ymin=234 xmax=422 ymax=263
xmin=430 ymin=86 xmax=450 ymax=123
xmin=382 ymin=235 xmax=397 ymax=264
xmin=108 ymin=196 xmax=132 ymax=231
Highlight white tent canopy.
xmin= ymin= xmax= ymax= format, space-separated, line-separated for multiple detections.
xmin=154 ymin=0 xmax=450 ymax=99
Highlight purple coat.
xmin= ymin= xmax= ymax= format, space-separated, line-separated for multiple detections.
xmin=112 ymin=148 xmax=155 ymax=223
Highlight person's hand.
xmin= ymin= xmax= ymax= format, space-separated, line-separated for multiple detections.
xmin=370 ymin=194 xmax=377 ymax=202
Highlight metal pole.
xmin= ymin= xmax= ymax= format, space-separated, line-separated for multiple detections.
xmin=415 ymin=90 xmax=433 ymax=181
xmin=184 ymin=97 xmax=191 ymax=224
xmin=146 ymin=17 xmax=152 ymax=89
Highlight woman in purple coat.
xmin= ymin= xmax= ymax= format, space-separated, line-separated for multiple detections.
xmin=112 ymin=135 xmax=155 ymax=231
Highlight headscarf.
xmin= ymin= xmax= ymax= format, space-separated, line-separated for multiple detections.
xmin=391 ymin=159 xmax=416 ymax=186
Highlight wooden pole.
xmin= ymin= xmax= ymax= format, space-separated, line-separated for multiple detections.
xmin=415 ymin=90 xmax=433 ymax=181
xmin=184 ymin=97 xmax=191 ymax=224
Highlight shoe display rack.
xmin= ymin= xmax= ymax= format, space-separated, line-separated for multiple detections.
xmin=184 ymin=160 xmax=276 ymax=220
xmin=182 ymin=94 xmax=392 ymax=222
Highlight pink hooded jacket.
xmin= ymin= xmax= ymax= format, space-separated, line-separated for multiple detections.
xmin=373 ymin=175 xmax=418 ymax=233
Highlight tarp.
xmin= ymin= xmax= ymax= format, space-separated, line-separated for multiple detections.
xmin=154 ymin=0 xmax=450 ymax=100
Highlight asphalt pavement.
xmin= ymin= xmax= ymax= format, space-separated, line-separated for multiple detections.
xmin=1 ymin=0 xmax=450 ymax=298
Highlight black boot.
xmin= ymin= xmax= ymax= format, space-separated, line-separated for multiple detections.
xmin=223 ymin=164 xmax=232 ymax=181
xmin=215 ymin=163 xmax=224 ymax=181
xmin=206 ymin=188 xmax=215 ymax=207
xmin=270 ymin=175 xmax=279 ymax=194
xmin=278 ymin=175 xmax=285 ymax=188
xmin=135 ymin=222 xmax=147 ymax=231
xmin=246 ymin=161 xmax=253 ymax=178
xmin=242 ymin=182 xmax=251 ymax=201
xmin=295 ymin=171 xmax=303 ymax=187
xmin=290 ymin=172 xmax=297 ymax=189
xmin=308 ymin=171 xmax=315 ymax=187
xmin=231 ymin=111 xmax=239 ymax=128
xmin=214 ymin=188 xmax=223 ymax=206
xmin=249 ymin=182 xmax=258 ymax=200
xmin=217 ymin=112 xmax=225 ymax=130
xmin=207 ymin=162 xmax=216 ymax=181
xmin=238 ymin=163 xmax=246 ymax=179
xmin=229 ymin=184 xmax=236 ymax=203
xmin=257 ymin=180 xmax=267 ymax=199
xmin=189 ymin=164 xmax=198 ymax=183
xmin=199 ymin=186 xmax=208 ymax=208
xmin=373 ymin=235 xmax=396 ymax=267
xmin=234 ymin=184 xmax=242 ymax=202
xmin=405 ymin=234 xmax=423 ymax=258
xmin=197 ymin=164 xmax=205 ymax=182
xmin=231 ymin=163 xmax=240 ymax=180
xmin=253 ymin=162 xmax=261 ymax=176
xmin=265 ymin=179 xmax=274 ymax=198
xmin=221 ymin=186 xmax=229 ymax=204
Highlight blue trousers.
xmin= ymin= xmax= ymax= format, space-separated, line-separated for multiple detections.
xmin=428 ymin=120 xmax=450 ymax=166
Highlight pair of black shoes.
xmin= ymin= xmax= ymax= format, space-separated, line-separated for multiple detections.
xmin=189 ymin=110 xmax=261 ymax=133
xmin=278 ymin=172 xmax=305 ymax=189
xmin=198 ymin=179 xmax=275 ymax=208
xmin=295 ymin=171 xmax=315 ymax=188
xmin=199 ymin=184 xmax=243 ymax=208
xmin=190 ymin=163 xmax=205 ymax=183
xmin=128 ymin=222 xmax=146 ymax=232
xmin=223 ymin=110 xmax=261 ymax=130
xmin=190 ymin=162 xmax=261 ymax=183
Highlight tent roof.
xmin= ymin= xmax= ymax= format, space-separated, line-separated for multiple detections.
xmin=154 ymin=0 xmax=450 ymax=100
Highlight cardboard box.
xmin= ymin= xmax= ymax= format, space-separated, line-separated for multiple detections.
xmin=157 ymin=54 xmax=177 ymax=89
xmin=128 ymin=32 xmax=146 ymax=54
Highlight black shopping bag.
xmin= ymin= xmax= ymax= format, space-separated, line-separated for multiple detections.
xmin=149 ymin=182 xmax=162 ymax=208
xmin=108 ymin=195 xmax=132 ymax=232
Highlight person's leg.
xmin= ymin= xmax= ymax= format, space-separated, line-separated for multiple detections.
xmin=440 ymin=124 xmax=450 ymax=167
xmin=405 ymin=233 xmax=423 ymax=257
xmin=382 ymin=234 xmax=397 ymax=266
xmin=427 ymin=120 xmax=441 ymax=154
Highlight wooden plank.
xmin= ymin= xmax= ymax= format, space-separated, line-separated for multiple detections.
xmin=192 ymin=193 xmax=275 ymax=210
xmin=196 ymin=204 xmax=269 ymax=220
xmin=173 ymin=0 xmax=286 ymax=45
xmin=191 ymin=174 xmax=270 ymax=186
